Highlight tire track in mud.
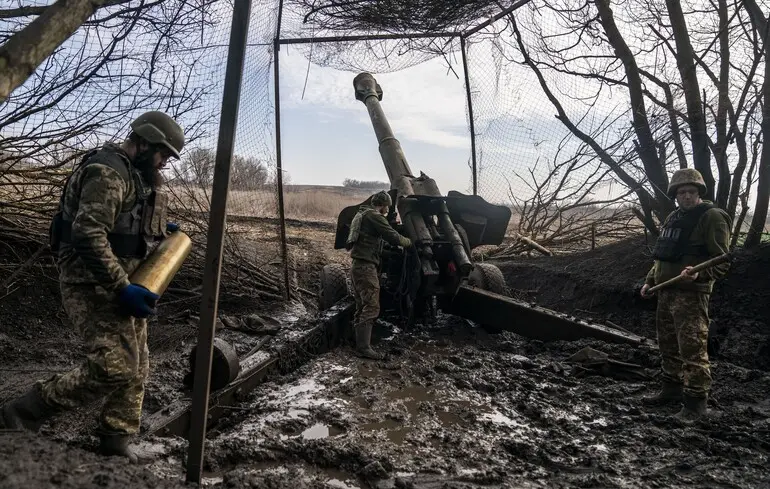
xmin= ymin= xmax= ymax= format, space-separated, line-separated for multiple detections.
xmin=196 ymin=316 xmax=770 ymax=489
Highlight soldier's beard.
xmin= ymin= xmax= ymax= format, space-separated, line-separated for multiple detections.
xmin=133 ymin=149 xmax=164 ymax=189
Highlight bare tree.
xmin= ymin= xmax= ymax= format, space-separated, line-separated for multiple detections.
xmin=506 ymin=135 xmax=644 ymax=250
xmin=492 ymin=0 xmax=764 ymax=243
xmin=742 ymin=0 xmax=770 ymax=247
xmin=0 ymin=0 xmax=222 ymax=245
xmin=171 ymin=148 xmax=269 ymax=190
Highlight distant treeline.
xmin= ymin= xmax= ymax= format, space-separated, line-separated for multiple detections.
xmin=342 ymin=178 xmax=388 ymax=190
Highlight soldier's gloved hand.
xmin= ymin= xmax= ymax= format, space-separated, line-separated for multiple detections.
xmin=399 ymin=237 xmax=412 ymax=248
xmin=118 ymin=284 xmax=160 ymax=318
xmin=166 ymin=222 xmax=179 ymax=233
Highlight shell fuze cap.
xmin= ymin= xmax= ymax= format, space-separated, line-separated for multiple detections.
xmin=130 ymin=111 xmax=185 ymax=159
xmin=668 ymin=168 xmax=707 ymax=198
xmin=371 ymin=191 xmax=392 ymax=207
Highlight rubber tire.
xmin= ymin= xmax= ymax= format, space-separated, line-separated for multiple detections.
xmin=319 ymin=264 xmax=349 ymax=310
xmin=468 ymin=262 xmax=505 ymax=295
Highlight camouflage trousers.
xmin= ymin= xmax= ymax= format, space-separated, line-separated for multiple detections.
xmin=656 ymin=289 xmax=711 ymax=398
xmin=37 ymin=283 xmax=149 ymax=435
xmin=351 ymin=259 xmax=380 ymax=325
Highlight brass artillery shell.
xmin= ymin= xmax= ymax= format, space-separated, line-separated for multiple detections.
xmin=130 ymin=231 xmax=193 ymax=296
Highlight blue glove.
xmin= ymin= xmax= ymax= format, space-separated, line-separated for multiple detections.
xmin=118 ymin=284 xmax=160 ymax=318
xmin=166 ymin=222 xmax=179 ymax=233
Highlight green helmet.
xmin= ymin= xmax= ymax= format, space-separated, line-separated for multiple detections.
xmin=668 ymin=168 xmax=707 ymax=198
xmin=371 ymin=191 xmax=392 ymax=207
xmin=130 ymin=111 xmax=185 ymax=159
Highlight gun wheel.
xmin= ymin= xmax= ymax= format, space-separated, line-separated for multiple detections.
xmin=319 ymin=264 xmax=350 ymax=310
xmin=468 ymin=262 xmax=506 ymax=295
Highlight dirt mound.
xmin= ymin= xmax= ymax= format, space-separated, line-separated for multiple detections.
xmin=495 ymin=236 xmax=770 ymax=370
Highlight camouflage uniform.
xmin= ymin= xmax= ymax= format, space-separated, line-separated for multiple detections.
xmin=347 ymin=192 xmax=411 ymax=359
xmin=42 ymin=283 xmax=149 ymax=434
xmin=1 ymin=111 xmax=184 ymax=462
xmin=44 ymin=143 xmax=162 ymax=435
xmin=643 ymin=168 xmax=731 ymax=420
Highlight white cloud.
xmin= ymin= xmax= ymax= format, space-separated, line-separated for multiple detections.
xmin=278 ymin=48 xmax=470 ymax=151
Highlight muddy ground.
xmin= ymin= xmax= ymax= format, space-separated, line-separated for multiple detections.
xmin=1 ymin=230 xmax=769 ymax=488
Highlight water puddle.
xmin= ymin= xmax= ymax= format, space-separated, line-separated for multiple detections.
xmin=385 ymin=385 xmax=436 ymax=402
xmin=299 ymin=422 xmax=344 ymax=440
xmin=327 ymin=479 xmax=361 ymax=489
xmin=361 ymin=419 xmax=413 ymax=444
xmin=283 ymin=379 xmax=324 ymax=398
xmin=361 ymin=419 xmax=401 ymax=431
xmin=436 ymin=409 xmax=463 ymax=426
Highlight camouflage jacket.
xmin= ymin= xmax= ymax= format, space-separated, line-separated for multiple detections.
xmin=348 ymin=206 xmax=411 ymax=266
xmin=57 ymin=143 xmax=154 ymax=292
xmin=645 ymin=201 xmax=731 ymax=294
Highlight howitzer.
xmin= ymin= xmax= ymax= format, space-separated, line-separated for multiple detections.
xmin=323 ymin=72 xmax=513 ymax=325
xmin=319 ymin=72 xmax=657 ymax=349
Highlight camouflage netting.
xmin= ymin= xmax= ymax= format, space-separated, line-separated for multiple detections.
xmin=1 ymin=0 xmax=764 ymax=298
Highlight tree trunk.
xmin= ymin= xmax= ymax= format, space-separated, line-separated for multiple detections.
xmin=509 ymin=16 xmax=665 ymax=234
xmin=744 ymin=0 xmax=770 ymax=248
xmin=0 ymin=0 xmax=130 ymax=103
xmin=665 ymin=0 xmax=716 ymax=201
xmin=744 ymin=29 xmax=770 ymax=248
xmin=712 ymin=0 xmax=731 ymax=209
xmin=594 ymin=0 xmax=672 ymax=213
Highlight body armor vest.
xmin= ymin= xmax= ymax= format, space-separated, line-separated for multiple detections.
xmin=49 ymin=147 xmax=168 ymax=258
xmin=651 ymin=203 xmax=713 ymax=262
xmin=346 ymin=207 xmax=376 ymax=250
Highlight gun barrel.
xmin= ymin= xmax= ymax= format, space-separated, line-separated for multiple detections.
xmin=353 ymin=72 xmax=472 ymax=275
xmin=353 ymin=73 xmax=414 ymax=195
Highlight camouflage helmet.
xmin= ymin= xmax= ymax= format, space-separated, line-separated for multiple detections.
xmin=371 ymin=191 xmax=392 ymax=207
xmin=130 ymin=111 xmax=185 ymax=159
xmin=667 ymin=168 xmax=707 ymax=198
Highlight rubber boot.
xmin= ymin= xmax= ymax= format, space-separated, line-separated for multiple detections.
xmin=642 ymin=381 xmax=682 ymax=406
xmin=98 ymin=433 xmax=139 ymax=464
xmin=674 ymin=394 xmax=708 ymax=424
xmin=354 ymin=321 xmax=383 ymax=360
xmin=0 ymin=387 xmax=59 ymax=432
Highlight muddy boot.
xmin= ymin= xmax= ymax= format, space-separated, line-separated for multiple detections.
xmin=354 ymin=321 xmax=383 ymax=360
xmin=674 ymin=394 xmax=708 ymax=424
xmin=642 ymin=381 xmax=682 ymax=406
xmin=0 ymin=387 xmax=58 ymax=432
xmin=98 ymin=433 xmax=139 ymax=464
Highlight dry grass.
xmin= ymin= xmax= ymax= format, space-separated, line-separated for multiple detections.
xmin=168 ymin=185 xmax=372 ymax=222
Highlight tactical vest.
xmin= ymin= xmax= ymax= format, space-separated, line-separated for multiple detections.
xmin=651 ymin=203 xmax=714 ymax=262
xmin=345 ymin=207 xmax=384 ymax=251
xmin=346 ymin=207 xmax=374 ymax=250
xmin=49 ymin=147 xmax=168 ymax=258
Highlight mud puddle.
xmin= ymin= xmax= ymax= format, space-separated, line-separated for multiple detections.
xmin=198 ymin=314 xmax=770 ymax=488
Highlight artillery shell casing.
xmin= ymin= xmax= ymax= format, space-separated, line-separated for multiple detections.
xmin=130 ymin=231 xmax=193 ymax=296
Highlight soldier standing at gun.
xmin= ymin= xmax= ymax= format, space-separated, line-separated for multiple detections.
xmin=0 ymin=111 xmax=184 ymax=462
xmin=640 ymin=168 xmax=731 ymax=422
xmin=347 ymin=191 xmax=412 ymax=360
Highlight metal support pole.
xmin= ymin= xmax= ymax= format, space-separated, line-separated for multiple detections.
xmin=461 ymin=37 xmax=478 ymax=196
xmin=278 ymin=31 xmax=460 ymax=44
xmin=274 ymin=0 xmax=291 ymax=301
xmin=185 ymin=0 xmax=251 ymax=483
